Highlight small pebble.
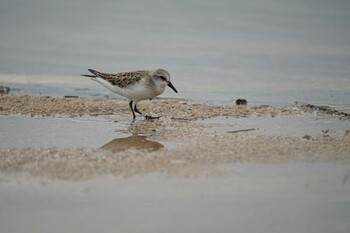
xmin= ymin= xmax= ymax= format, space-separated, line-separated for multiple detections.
xmin=0 ymin=86 xmax=11 ymax=95
xmin=235 ymin=99 xmax=248 ymax=105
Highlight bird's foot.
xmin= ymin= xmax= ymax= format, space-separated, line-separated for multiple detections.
xmin=145 ymin=115 xmax=160 ymax=120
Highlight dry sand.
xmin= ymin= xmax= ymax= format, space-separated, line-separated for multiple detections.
xmin=0 ymin=96 xmax=349 ymax=180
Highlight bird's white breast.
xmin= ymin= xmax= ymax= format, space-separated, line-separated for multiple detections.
xmin=95 ymin=77 xmax=164 ymax=102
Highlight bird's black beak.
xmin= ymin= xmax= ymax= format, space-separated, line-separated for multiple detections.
xmin=167 ymin=82 xmax=178 ymax=93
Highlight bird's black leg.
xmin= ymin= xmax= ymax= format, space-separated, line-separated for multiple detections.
xmin=129 ymin=101 xmax=159 ymax=120
xmin=129 ymin=101 xmax=136 ymax=120
xmin=134 ymin=104 xmax=143 ymax=116
xmin=134 ymin=102 xmax=160 ymax=120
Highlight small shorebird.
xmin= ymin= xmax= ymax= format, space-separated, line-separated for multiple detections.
xmin=82 ymin=69 xmax=178 ymax=120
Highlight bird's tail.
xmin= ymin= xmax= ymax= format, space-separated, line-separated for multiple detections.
xmin=81 ymin=69 xmax=99 ymax=78
xmin=81 ymin=74 xmax=96 ymax=78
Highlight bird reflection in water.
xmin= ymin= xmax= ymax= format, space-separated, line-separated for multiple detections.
xmin=101 ymin=134 xmax=164 ymax=152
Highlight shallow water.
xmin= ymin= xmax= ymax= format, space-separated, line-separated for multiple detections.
xmin=1 ymin=0 xmax=350 ymax=112
xmin=1 ymin=163 xmax=349 ymax=233
xmin=0 ymin=115 xmax=121 ymax=148
xmin=1 ymin=113 xmax=348 ymax=149
xmin=201 ymin=114 xmax=350 ymax=137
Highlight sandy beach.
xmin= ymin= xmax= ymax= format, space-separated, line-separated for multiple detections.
xmin=1 ymin=95 xmax=349 ymax=180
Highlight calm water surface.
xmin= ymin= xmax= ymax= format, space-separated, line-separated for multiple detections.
xmin=1 ymin=0 xmax=350 ymax=111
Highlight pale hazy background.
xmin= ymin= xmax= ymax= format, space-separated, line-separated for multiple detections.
xmin=1 ymin=0 xmax=350 ymax=108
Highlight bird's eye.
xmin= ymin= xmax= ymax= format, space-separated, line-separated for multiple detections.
xmin=160 ymin=76 xmax=166 ymax=81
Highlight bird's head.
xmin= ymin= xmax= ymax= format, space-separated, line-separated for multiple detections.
xmin=151 ymin=69 xmax=178 ymax=93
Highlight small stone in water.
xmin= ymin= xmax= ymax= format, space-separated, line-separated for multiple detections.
xmin=235 ymin=99 xmax=248 ymax=105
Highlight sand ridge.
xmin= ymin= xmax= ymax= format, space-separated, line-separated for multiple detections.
xmin=0 ymin=95 xmax=308 ymax=119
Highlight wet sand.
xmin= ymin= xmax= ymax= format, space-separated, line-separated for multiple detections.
xmin=0 ymin=96 xmax=349 ymax=180
xmin=1 ymin=96 xmax=350 ymax=233
xmin=0 ymin=95 xmax=307 ymax=119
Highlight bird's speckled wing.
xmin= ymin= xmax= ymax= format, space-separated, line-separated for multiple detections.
xmin=88 ymin=69 xmax=149 ymax=88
